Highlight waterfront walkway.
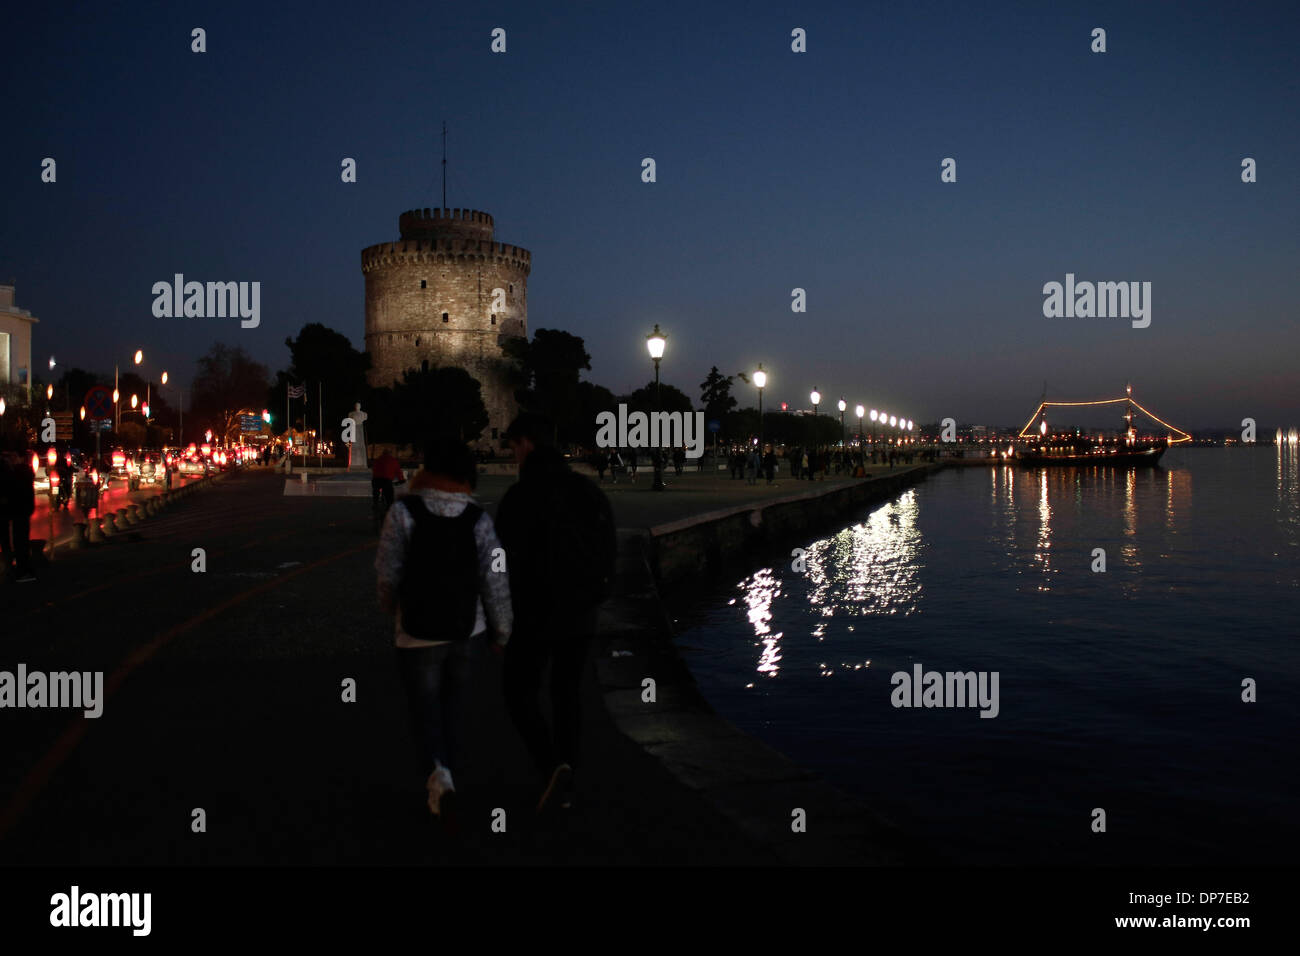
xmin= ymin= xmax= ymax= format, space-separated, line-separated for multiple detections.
xmin=1 ymin=463 xmax=939 ymax=865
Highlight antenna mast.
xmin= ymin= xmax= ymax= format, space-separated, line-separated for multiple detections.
xmin=441 ymin=121 xmax=447 ymax=209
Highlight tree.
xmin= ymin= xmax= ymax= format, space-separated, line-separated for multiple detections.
xmin=275 ymin=323 xmax=370 ymax=440
xmin=699 ymin=367 xmax=737 ymax=424
xmin=573 ymin=380 xmax=618 ymax=449
xmin=620 ymin=381 xmax=694 ymax=415
xmin=191 ymin=343 xmax=272 ymax=444
xmin=392 ymin=364 xmax=489 ymax=444
xmin=503 ymin=329 xmax=592 ymax=444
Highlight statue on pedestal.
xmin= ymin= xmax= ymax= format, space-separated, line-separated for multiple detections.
xmin=345 ymin=403 xmax=369 ymax=471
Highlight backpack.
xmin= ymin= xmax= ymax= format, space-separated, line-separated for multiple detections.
xmin=397 ymin=496 xmax=483 ymax=641
xmin=545 ymin=471 xmax=617 ymax=610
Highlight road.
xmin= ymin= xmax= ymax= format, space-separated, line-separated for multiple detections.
xmin=0 ymin=467 xmax=774 ymax=866
xmin=30 ymin=471 xmax=205 ymax=550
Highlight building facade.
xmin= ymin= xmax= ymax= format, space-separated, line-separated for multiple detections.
xmin=361 ymin=207 xmax=530 ymax=442
xmin=0 ymin=284 xmax=38 ymax=404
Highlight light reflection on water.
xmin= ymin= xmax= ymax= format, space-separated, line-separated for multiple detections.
xmin=735 ymin=489 xmax=922 ymax=680
xmin=681 ymin=449 xmax=1300 ymax=864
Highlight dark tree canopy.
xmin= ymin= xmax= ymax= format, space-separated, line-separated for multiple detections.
xmin=391 ymin=364 xmax=489 ymax=444
xmin=191 ymin=343 xmax=272 ymax=443
xmin=699 ymin=366 xmax=737 ymax=424
xmin=267 ymin=323 xmax=370 ymax=440
xmin=503 ymin=328 xmax=592 ymax=444
xmin=619 ymin=381 xmax=694 ymax=416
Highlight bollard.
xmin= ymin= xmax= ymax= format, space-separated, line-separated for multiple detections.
xmin=117 ymin=507 xmax=134 ymax=527
xmin=129 ymin=504 xmax=142 ymax=523
xmin=101 ymin=512 xmax=118 ymax=537
xmin=70 ymin=523 xmax=88 ymax=550
xmin=86 ymin=517 xmax=104 ymax=543
xmin=145 ymin=499 xmax=159 ymax=517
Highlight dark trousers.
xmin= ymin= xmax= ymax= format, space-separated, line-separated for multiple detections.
xmin=396 ymin=639 xmax=476 ymax=778
xmin=503 ymin=615 xmax=594 ymax=778
xmin=1 ymin=514 xmax=33 ymax=573
xmin=372 ymin=477 xmax=394 ymax=509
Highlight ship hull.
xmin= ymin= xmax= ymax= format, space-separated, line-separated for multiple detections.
xmin=1019 ymin=445 xmax=1168 ymax=467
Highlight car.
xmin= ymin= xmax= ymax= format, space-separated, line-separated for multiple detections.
xmin=128 ymin=451 xmax=166 ymax=489
xmin=176 ymin=455 xmax=208 ymax=476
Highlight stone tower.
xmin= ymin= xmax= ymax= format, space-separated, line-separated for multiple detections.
xmin=361 ymin=207 xmax=530 ymax=443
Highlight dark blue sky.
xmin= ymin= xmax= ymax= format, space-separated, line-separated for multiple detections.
xmin=4 ymin=0 xmax=1297 ymax=429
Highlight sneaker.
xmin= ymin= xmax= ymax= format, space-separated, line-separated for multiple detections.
xmin=537 ymin=763 xmax=573 ymax=813
xmin=425 ymin=766 xmax=447 ymax=816
xmin=433 ymin=766 xmax=457 ymax=828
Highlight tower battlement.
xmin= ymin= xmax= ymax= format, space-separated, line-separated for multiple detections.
xmin=399 ymin=207 xmax=495 ymax=242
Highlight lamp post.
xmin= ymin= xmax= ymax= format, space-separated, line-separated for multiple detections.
xmin=646 ymin=324 xmax=666 ymax=492
xmin=870 ymin=409 xmax=879 ymax=455
xmin=809 ymin=389 xmax=821 ymax=480
xmin=855 ymin=404 xmax=865 ymax=457
xmin=837 ymin=398 xmax=847 ymax=455
xmin=753 ymin=363 xmax=767 ymax=452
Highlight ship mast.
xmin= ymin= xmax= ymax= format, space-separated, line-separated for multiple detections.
xmin=1124 ymin=382 xmax=1134 ymax=445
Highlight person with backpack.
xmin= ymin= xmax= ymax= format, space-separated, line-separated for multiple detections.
xmin=375 ymin=436 xmax=512 ymax=823
xmin=495 ymin=413 xmax=617 ymax=814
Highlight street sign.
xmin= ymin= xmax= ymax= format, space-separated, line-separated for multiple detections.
xmin=239 ymin=414 xmax=263 ymax=433
xmin=707 ymin=420 xmax=721 ymax=433
xmin=84 ymin=386 xmax=113 ymax=420
xmin=53 ymin=412 xmax=74 ymax=441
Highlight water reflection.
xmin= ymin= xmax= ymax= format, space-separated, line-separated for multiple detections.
xmin=734 ymin=489 xmax=922 ymax=679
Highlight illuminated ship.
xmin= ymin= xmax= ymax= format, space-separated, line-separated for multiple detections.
xmin=1015 ymin=385 xmax=1190 ymax=467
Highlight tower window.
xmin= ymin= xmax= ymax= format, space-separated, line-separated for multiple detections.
xmin=508 ymin=284 xmax=513 ymax=294
xmin=442 ymin=312 xmax=449 ymax=323
xmin=491 ymin=428 xmax=499 ymax=439
xmin=415 ymin=336 xmax=421 ymax=346
xmin=420 ymin=280 xmax=426 ymax=289
xmin=490 ymin=314 xmax=496 ymax=325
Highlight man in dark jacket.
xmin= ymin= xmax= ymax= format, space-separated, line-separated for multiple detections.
xmin=495 ymin=413 xmax=616 ymax=813
xmin=0 ymin=437 xmax=37 ymax=583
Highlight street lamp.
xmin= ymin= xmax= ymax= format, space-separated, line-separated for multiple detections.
xmin=870 ymin=409 xmax=878 ymax=452
xmin=753 ymin=363 xmax=767 ymax=451
xmin=855 ymin=404 xmax=865 ymax=454
xmin=646 ymin=324 xmax=667 ymax=492
xmin=46 ymin=384 xmax=53 ymax=401
xmin=837 ymin=398 xmax=847 ymax=452
xmin=809 ymin=389 xmax=821 ymax=477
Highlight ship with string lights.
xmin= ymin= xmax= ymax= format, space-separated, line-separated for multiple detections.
xmin=1015 ymin=384 xmax=1191 ymax=466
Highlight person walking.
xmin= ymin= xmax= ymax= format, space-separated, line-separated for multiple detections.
xmin=627 ymin=447 xmax=638 ymax=482
xmin=371 ymin=448 xmax=405 ymax=515
xmin=762 ymin=448 xmax=777 ymax=485
xmin=375 ymin=436 xmax=511 ymax=825
xmin=0 ymin=438 xmax=37 ymax=583
xmin=495 ymin=413 xmax=617 ymax=814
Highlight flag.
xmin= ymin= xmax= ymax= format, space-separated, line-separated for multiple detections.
xmin=287 ymin=384 xmax=305 ymax=399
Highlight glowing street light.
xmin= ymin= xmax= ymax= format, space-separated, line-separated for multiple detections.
xmin=134 ymin=350 xmax=144 ymax=365
xmin=112 ymin=388 xmax=120 ymax=404
xmin=49 ymin=356 xmax=56 ymax=371
xmin=130 ymin=394 xmax=139 ymax=409
xmin=855 ymin=404 xmax=865 ymax=452
xmin=46 ymin=384 xmax=54 ymax=400
xmin=837 ymin=397 xmax=847 ymax=449
xmin=161 ymin=371 xmax=169 ymax=385
xmin=753 ymin=363 xmax=767 ymax=450
xmin=80 ymin=406 xmax=87 ymax=421
xmin=645 ymin=324 xmax=667 ymax=492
